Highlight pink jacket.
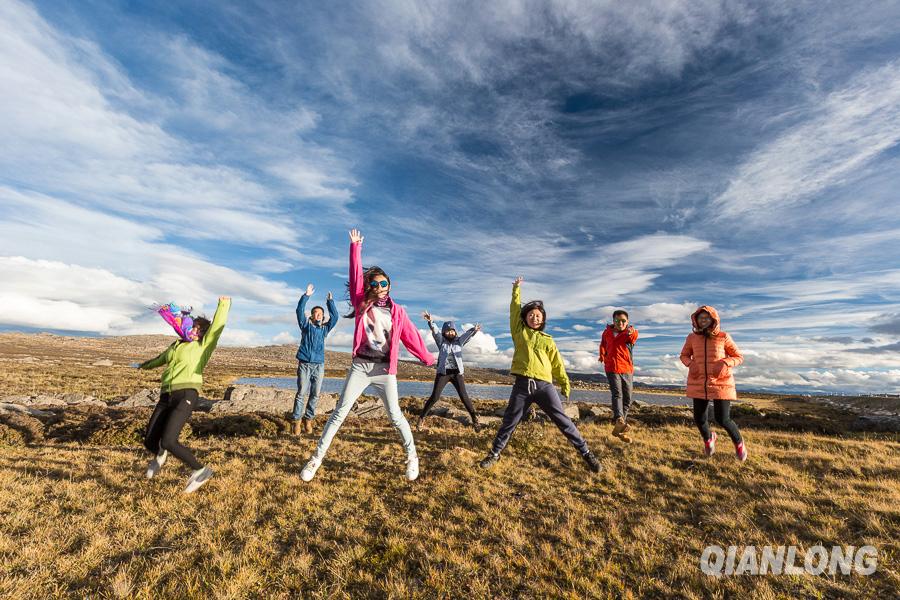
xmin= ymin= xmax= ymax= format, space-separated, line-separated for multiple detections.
xmin=349 ymin=241 xmax=435 ymax=374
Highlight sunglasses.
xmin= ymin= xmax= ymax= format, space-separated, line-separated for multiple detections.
xmin=369 ymin=280 xmax=389 ymax=288
xmin=614 ymin=318 xmax=628 ymax=323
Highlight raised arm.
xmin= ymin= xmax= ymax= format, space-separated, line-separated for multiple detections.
xmin=199 ymin=297 xmax=231 ymax=354
xmin=628 ymin=325 xmax=639 ymax=344
xmin=296 ymin=290 xmax=311 ymax=329
xmin=349 ymin=229 xmax=365 ymax=309
xmin=723 ymin=334 xmax=744 ymax=367
xmin=510 ymin=276 xmax=524 ymax=336
xmin=457 ymin=323 xmax=481 ymax=346
xmin=679 ymin=336 xmax=693 ymax=367
xmin=324 ymin=293 xmax=339 ymax=334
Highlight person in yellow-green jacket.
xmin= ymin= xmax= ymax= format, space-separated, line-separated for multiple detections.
xmin=138 ymin=296 xmax=231 ymax=494
xmin=480 ymin=278 xmax=601 ymax=473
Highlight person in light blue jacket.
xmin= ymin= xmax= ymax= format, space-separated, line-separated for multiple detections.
xmin=417 ymin=310 xmax=483 ymax=431
xmin=291 ymin=283 xmax=339 ymax=435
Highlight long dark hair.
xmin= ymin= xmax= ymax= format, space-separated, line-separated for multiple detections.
xmin=520 ymin=300 xmax=546 ymax=331
xmin=344 ymin=266 xmax=391 ymax=318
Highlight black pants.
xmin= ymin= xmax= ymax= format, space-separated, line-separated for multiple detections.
xmin=144 ymin=389 xmax=203 ymax=470
xmin=491 ymin=376 xmax=589 ymax=456
xmin=419 ymin=369 xmax=478 ymax=422
xmin=692 ymin=398 xmax=742 ymax=445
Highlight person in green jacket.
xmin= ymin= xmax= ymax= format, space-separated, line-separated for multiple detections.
xmin=480 ymin=278 xmax=601 ymax=472
xmin=139 ymin=296 xmax=231 ymax=494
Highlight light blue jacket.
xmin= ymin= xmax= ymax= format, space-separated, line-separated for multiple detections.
xmin=429 ymin=320 xmax=478 ymax=375
xmin=296 ymin=295 xmax=339 ymax=364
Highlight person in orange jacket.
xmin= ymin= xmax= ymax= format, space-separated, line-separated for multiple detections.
xmin=679 ymin=305 xmax=747 ymax=461
xmin=598 ymin=309 xmax=639 ymax=443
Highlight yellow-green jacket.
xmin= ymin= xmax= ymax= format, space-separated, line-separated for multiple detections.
xmin=509 ymin=285 xmax=570 ymax=397
xmin=140 ymin=298 xmax=231 ymax=392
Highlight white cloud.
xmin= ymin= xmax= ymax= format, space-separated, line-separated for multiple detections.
xmin=272 ymin=331 xmax=298 ymax=345
xmin=715 ymin=60 xmax=900 ymax=219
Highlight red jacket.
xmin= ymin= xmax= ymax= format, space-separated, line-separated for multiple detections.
xmin=599 ymin=325 xmax=639 ymax=374
xmin=679 ymin=305 xmax=743 ymax=400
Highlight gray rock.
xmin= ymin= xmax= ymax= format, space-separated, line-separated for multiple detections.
xmin=214 ymin=385 xmax=337 ymax=415
xmin=0 ymin=402 xmax=52 ymax=417
xmin=60 ymin=393 xmax=106 ymax=407
xmin=352 ymin=398 xmax=387 ymax=419
xmin=115 ymin=388 xmax=160 ymax=408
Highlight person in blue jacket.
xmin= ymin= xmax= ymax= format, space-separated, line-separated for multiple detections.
xmin=416 ymin=310 xmax=483 ymax=432
xmin=291 ymin=283 xmax=339 ymax=435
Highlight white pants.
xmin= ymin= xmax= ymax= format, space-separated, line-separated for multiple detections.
xmin=312 ymin=358 xmax=416 ymax=461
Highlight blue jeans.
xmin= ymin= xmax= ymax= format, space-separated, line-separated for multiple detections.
xmin=292 ymin=361 xmax=325 ymax=420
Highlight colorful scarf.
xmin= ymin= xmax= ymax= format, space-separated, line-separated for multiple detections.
xmin=154 ymin=302 xmax=197 ymax=342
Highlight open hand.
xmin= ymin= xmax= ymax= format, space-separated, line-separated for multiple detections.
xmin=474 ymin=323 xmax=482 ymax=332
xmin=422 ymin=310 xmax=432 ymax=322
xmin=349 ymin=229 xmax=364 ymax=244
xmin=513 ymin=276 xmax=524 ymax=287
xmin=327 ymin=291 xmax=333 ymax=301
xmin=305 ymin=283 xmax=315 ymax=296
xmin=219 ymin=296 xmax=230 ymax=302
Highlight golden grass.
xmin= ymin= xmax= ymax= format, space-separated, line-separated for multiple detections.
xmin=1 ymin=413 xmax=897 ymax=599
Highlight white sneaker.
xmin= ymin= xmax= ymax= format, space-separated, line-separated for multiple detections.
xmin=145 ymin=450 xmax=168 ymax=479
xmin=183 ymin=466 xmax=213 ymax=494
xmin=406 ymin=456 xmax=419 ymax=482
xmin=301 ymin=457 xmax=322 ymax=482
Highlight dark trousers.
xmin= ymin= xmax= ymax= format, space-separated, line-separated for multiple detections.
xmin=692 ymin=398 xmax=743 ymax=444
xmin=607 ymin=372 xmax=633 ymax=420
xmin=144 ymin=389 xmax=203 ymax=470
xmin=419 ymin=369 xmax=478 ymax=422
xmin=490 ymin=376 xmax=589 ymax=456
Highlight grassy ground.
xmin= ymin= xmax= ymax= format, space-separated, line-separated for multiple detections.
xmin=1 ymin=401 xmax=898 ymax=599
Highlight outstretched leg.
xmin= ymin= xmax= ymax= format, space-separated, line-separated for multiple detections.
xmin=419 ymin=373 xmax=453 ymax=420
xmin=311 ymin=361 xmax=371 ymax=461
xmin=531 ymin=382 xmax=590 ymax=455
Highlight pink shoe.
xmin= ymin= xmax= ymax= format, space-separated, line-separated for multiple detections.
xmin=735 ymin=441 xmax=748 ymax=462
xmin=704 ymin=432 xmax=717 ymax=456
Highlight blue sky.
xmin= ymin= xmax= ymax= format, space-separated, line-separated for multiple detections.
xmin=2 ymin=0 xmax=899 ymax=393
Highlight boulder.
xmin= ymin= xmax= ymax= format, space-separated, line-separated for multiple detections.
xmin=352 ymin=398 xmax=387 ymax=419
xmin=0 ymin=402 xmax=53 ymax=418
xmin=115 ymin=388 xmax=160 ymax=408
xmin=59 ymin=393 xmax=107 ymax=407
xmin=213 ymin=385 xmax=337 ymax=415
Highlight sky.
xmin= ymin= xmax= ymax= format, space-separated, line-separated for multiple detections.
xmin=1 ymin=0 xmax=899 ymax=394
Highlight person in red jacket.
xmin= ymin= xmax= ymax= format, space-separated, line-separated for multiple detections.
xmin=679 ymin=306 xmax=747 ymax=461
xmin=599 ymin=309 xmax=639 ymax=443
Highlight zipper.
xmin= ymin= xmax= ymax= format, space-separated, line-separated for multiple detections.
xmin=703 ymin=335 xmax=708 ymax=400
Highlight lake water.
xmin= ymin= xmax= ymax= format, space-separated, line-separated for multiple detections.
xmin=233 ymin=376 xmax=689 ymax=406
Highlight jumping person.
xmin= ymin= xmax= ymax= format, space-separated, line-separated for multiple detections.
xmin=417 ymin=311 xmax=483 ymax=431
xmin=140 ymin=296 xmax=231 ymax=493
xmin=599 ymin=309 xmax=639 ymax=443
xmin=300 ymin=229 xmax=435 ymax=482
xmin=290 ymin=284 xmax=338 ymax=435
xmin=679 ymin=305 xmax=747 ymax=461
xmin=480 ymin=277 xmax=601 ymax=473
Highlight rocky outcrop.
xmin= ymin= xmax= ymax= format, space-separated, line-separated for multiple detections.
xmin=212 ymin=385 xmax=338 ymax=416
xmin=0 ymin=393 xmax=107 ymax=408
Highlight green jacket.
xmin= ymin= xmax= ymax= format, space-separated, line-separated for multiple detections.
xmin=509 ymin=285 xmax=570 ymax=397
xmin=140 ymin=298 xmax=231 ymax=392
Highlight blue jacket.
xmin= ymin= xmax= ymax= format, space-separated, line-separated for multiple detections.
xmin=429 ymin=320 xmax=478 ymax=375
xmin=296 ymin=295 xmax=339 ymax=363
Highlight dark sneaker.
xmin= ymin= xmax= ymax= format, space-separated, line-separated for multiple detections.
xmin=582 ymin=451 xmax=602 ymax=473
xmin=479 ymin=452 xmax=499 ymax=469
xmin=472 ymin=419 xmax=482 ymax=433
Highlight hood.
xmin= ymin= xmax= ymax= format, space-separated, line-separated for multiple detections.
xmin=441 ymin=321 xmax=457 ymax=339
xmin=691 ymin=305 xmax=721 ymax=335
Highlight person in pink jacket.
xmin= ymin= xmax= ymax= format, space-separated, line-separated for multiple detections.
xmin=680 ymin=305 xmax=747 ymax=461
xmin=301 ymin=229 xmax=435 ymax=483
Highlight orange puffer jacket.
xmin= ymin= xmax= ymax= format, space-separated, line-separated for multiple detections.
xmin=679 ymin=305 xmax=743 ymax=400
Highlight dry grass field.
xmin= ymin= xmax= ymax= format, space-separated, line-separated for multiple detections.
xmin=0 ymin=333 xmax=898 ymax=598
